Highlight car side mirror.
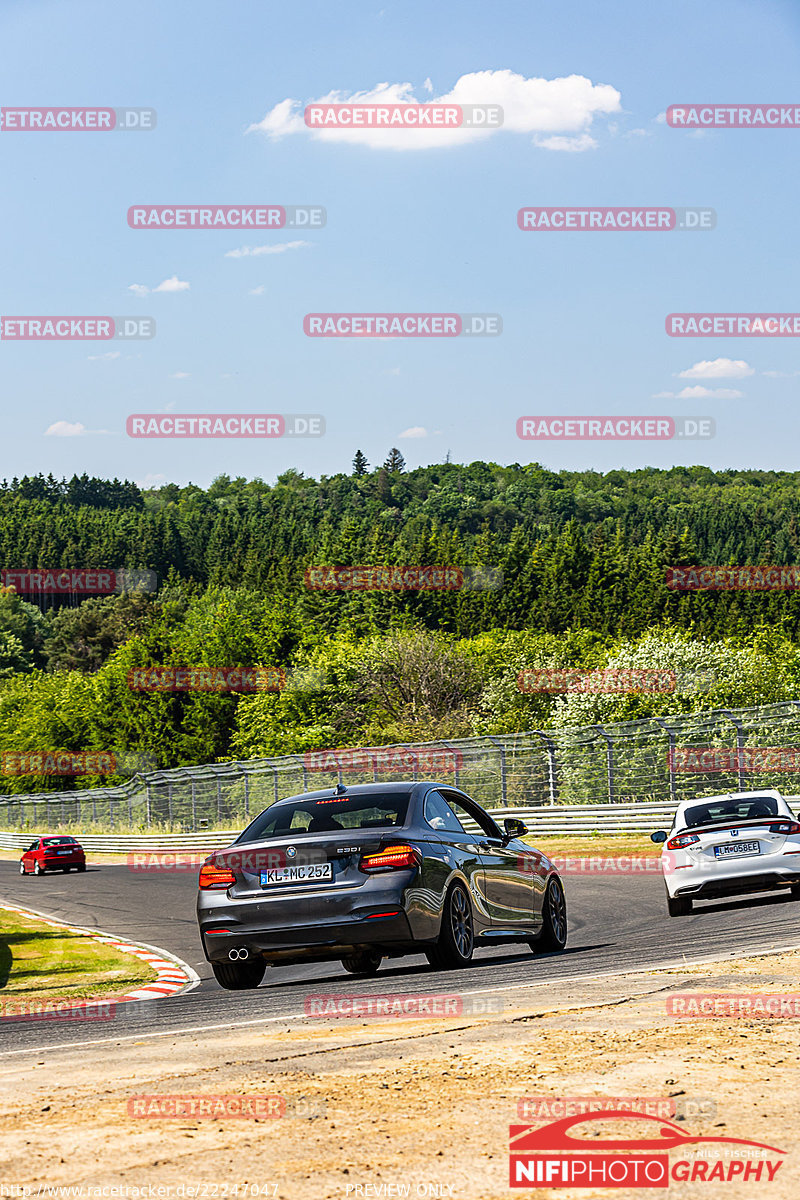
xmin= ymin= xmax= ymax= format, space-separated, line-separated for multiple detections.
xmin=503 ymin=818 xmax=528 ymax=843
xmin=650 ymin=830 xmax=668 ymax=844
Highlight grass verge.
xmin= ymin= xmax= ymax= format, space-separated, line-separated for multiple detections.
xmin=0 ymin=907 xmax=157 ymax=1004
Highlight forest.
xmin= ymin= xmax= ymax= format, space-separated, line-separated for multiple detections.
xmin=0 ymin=458 xmax=799 ymax=790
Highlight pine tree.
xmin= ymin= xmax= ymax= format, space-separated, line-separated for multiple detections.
xmin=352 ymin=450 xmax=369 ymax=476
xmin=383 ymin=448 xmax=406 ymax=473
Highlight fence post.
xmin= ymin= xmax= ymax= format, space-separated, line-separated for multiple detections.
xmin=191 ymin=778 xmax=197 ymax=831
xmin=653 ymin=718 xmax=678 ymax=805
xmin=244 ymin=771 xmax=250 ymax=819
xmin=167 ymin=780 xmax=173 ymax=825
xmin=145 ymin=781 xmax=151 ymax=828
xmin=594 ymin=727 xmax=616 ymax=805
xmin=487 ymin=736 xmax=507 ymax=806
xmin=721 ymin=713 xmax=747 ymax=792
xmin=534 ymin=732 xmax=559 ymax=805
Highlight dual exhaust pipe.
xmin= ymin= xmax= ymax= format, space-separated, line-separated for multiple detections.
xmin=228 ymin=947 xmax=249 ymax=961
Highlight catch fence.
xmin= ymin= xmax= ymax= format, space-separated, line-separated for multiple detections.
xmin=2 ymin=701 xmax=800 ymax=833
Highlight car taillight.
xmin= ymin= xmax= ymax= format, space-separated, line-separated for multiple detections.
xmin=770 ymin=821 xmax=800 ymax=834
xmin=359 ymin=844 xmax=421 ymax=873
xmin=198 ymin=863 xmax=236 ymax=890
xmin=667 ymin=833 xmax=701 ymax=850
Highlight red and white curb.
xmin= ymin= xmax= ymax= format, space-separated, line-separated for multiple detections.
xmin=0 ymin=901 xmax=199 ymax=1004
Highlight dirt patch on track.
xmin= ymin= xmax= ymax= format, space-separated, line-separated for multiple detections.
xmin=1 ymin=951 xmax=799 ymax=1198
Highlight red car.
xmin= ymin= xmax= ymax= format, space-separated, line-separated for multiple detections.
xmin=19 ymin=836 xmax=86 ymax=875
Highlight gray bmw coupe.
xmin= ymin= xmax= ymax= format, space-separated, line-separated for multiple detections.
xmin=197 ymin=780 xmax=567 ymax=989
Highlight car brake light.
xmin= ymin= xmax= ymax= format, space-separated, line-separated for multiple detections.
xmin=770 ymin=821 xmax=800 ymax=834
xmin=667 ymin=833 xmax=701 ymax=850
xmin=198 ymin=863 xmax=236 ymax=890
xmin=359 ymin=844 xmax=421 ymax=873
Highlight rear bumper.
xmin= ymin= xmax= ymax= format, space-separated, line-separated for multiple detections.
xmin=200 ymin=909 xmax=416 ymax=964
xmin=673 ymin=869 xmax=800 ymax=899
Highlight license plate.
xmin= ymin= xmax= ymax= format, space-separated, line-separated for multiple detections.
xmin=260 ymin=863 xmax=333 ymax=887
xmin=714 ymin=840 xmax=760 ymax=858
xmin=57 ymin=849 xmax=72 ymax=855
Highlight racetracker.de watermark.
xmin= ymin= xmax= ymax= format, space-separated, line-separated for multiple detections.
xmin=517 ymin=1095 xmax=716 ymax=1120
xmin=304 ymin=746 xmax=463 ymax=773
xmin=304 ymin=993 xmax=503 ymax=1018
xmin=519 ymin=856 xmax=662 ymax=876
xmin=516 ymin=668 xmax=716 ymax=694
xmin=518 ymin=207 xmax=715 ymax=231
xmin=1 ymin=107 xmax=155 ymax=131
xmin=126 ymin=414 xmax=324 ymax=438
xmin=304 ymin=103 xmax=503 ymax=129
xmin=667 ymin=993 xmax=800 ymax=1018
xmin=0 ymin=998 xmax=116 ymax=1021
xmin=1 ymin=568 xmax=156 ymax=594
xmin=0 ymin=750 xmax=153 ymax=776
xmin=303 ymin=565 xmax=501 ymax=591
xmin=667 ymin=104 xmax=800 ymax=127
xmin=127 ymin=205 xmax=325 ymax=228
xmin=669 ymin=745 xmax=800 ymax=772
xmin=303 ymin=313 xmax=501 ymax=336
xmin=127 ymin=1094 xmax=326 ymax=1119
xmin=667 ymin=313 xmax=800 ymax=336
xmin=127 ymin=666 xmax=285 ymax=693
xmin=1 ymin=317 xmax=154 ymax=340
xmin=517 ymin=416 xmax=714 ymax=440
xmin=666 ymin=565 xmax=800 ymax=591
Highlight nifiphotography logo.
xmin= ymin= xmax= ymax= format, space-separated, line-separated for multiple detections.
xmin=509 ymin=1110 xmax=786 ymax=1188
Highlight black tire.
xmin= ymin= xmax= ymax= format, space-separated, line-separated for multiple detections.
xmin=426 ymin=881 xmax=474 ymax=969
xmin=533 ymin=876 xmax=568 ymax=952
xmin=77 ymin=864 xmax=86 ymax=873
xmin=667 ymin=889 xmax=692 ymax=917
xmin=211 ymin=957 xmax=266 ymax=991
xmin=790 ymin=884 xmax=800 ymax=899
xmin=34 ymin=861 xmax=43 ymax=876
xmin=341 ymin=951 xmax=382 ymax=976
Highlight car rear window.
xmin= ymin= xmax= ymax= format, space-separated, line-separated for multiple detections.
xmin=42 ymin=837 xmax=77 ymax=845
xmin=237 ymin=793 xmax=411 ymax=843
xmin=683 ymin=796 xmax=779 ymax=827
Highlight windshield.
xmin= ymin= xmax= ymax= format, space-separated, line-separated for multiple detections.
xmin=682 ymin=796 xmax=779 ymax=828
xmin=237 ymin=792 xmax=411 ymax=843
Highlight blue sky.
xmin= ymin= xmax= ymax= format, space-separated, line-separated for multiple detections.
xmin=1 ymin=0 xmax=798 ymax=487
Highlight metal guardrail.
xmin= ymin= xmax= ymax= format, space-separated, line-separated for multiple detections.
xmin=3 ymin=799 xmax=799 ymax=853
xmin=3 ymin=699 xmax=800 ymax=833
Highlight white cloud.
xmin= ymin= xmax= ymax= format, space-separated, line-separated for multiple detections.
xmin=87 ymin=351 xmax=121 ymax=362
xmin=763 ymin=369 xmax=800 ymax=378
xmin=248 ymin=285 xmax=266 ymax=295
xmin=136 ymin=473 xmax=167 ymax=489
xmin=45 ymin=421 xmax=86 ymax=437
xmin=225 ymin=240 xmax=311 ymax=259
xmin=677 ymin=385 xmax=743 ymax=399
xmin=399 ymin=426 xmax=428 ymax=438
xmin=653 ymin=387 xmax=744 ymax=400
xmin=154 ymin=275 xmax=190 ymax=293
xmin=422 ymin=77 xmax=434 ymax=95
xmin=534 ymin=133 xmax=597 ymax=152
xmin=169 ymin=371 xmax=190 ymax=379
xmin=129 ymin=276 xmax=189 ymax=296
xmin=247 ymin=69 xmax=622 ymax=151
xmin=678 ymin=357 xmax=754 ymax=380
xmin=385 ymin=366 xmax=401 ymax=376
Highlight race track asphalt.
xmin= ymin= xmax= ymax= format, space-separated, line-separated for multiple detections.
xmin=2 ymin=858 xmax=800 ymax=1054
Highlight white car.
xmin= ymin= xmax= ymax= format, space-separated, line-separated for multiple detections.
xmin=651 ymin=789 xmax=800 ymax=917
